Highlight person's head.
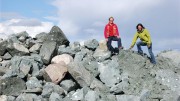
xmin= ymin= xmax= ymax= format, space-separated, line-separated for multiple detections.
xmin=109 ymin=17 xmax=114 ymax=24
xmin=136 ymin=23 xmax=145 ymax=31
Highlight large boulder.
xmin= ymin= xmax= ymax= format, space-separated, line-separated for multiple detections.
xmin=51 ymin=54 xmax=73 ymax=65
xmin=45 ymin=26 xmax=69 ymax=46
xmin=40 ymin=41 xmax=57 ymax=64
xmin=0 ymin=41 xmax=7 ymax=56
xmin=158 ymin=50 xmax=180 ymax=67
xmin=84 ymin=39 xmax=99 ymax=50
xmin=6 ymin=43 xmax=29 ymax=56
xmin=43 ymin=62 xmax=68 ymax=84
xmin=3 ymin=55 xmax=43 ymax=78
xmin=0 ymin=77 xmax=26 ymax=96
xmin=67 ymin=62 xmax=94 ymax=87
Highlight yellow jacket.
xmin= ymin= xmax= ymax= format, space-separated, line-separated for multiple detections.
xmin=131 ymin=29 xmax=152 ymax=47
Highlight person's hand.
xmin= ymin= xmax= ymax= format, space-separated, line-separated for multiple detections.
xmin=106 ymin=38 xmax=108 ymax=42
xmin=117 ymin=36 xmax=120 ymax=38
xmin=147 ymin=44 xmax=151 ymax=48
xmin=129 ymin=46 xmax=133 ymax=50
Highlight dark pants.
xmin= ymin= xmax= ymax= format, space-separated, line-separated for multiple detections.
xmin=136 ymin=41 xmax=156 ymax=64
xmin=107 ymin=36 xmax=122 ymax=53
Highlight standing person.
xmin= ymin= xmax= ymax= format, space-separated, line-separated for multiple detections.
xmin=104 ymin=17 xmax=123 ymax=54
xmin=129 ymin=23 xmax=156 ymax=64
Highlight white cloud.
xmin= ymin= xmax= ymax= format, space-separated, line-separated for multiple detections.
xmin=0 ymin=18 xmax=54 ymax=39
xmin=51 ymin=0 xmax=164 ymax=39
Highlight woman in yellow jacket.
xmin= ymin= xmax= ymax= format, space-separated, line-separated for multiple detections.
xmin=129 ymin=23 xmax=156 ymax=64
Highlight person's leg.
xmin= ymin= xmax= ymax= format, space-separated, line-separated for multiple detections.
xmin=136 ymin=41 xmax=146 ymax=54
xmin=112 ymin=36 xmax=122 ymax=48
xmin=147 ymin=44 xmax=156 ymax=64
xmin=107 ymin=37 xmax=114 ymax=53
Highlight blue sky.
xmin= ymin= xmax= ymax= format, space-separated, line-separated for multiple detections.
xmin=0 ymin=0 xmax=180 ymax=54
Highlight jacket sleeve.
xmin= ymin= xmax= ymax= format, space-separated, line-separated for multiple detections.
xmin=104 ymin=25 xmax=108 ymax=38
xmin=131 ymin=33 xmax=138 ymax=47
xmin=115 ymin=24 xmax=120 ymax=37
xmin=145 ymin=29 xmax=152 ymax=45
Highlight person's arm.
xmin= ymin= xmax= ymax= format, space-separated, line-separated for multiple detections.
xmin=145 ymin=29 xmax=152 ymax=46
xmin=115 ymin=24 xmax=120 ymax=37
xmin=130 ymin=33 xmax=138 ymax=49
xmin=104 ymin=25 xmax=108 ymax=40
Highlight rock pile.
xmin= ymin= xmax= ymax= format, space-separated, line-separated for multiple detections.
xmin=0 ymin=26 xmax=180 ymax=101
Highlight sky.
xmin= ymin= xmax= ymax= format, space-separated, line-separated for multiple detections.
xmin=0 ymin=0 xmax=180 ymax=55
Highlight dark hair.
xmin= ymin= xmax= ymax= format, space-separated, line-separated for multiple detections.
xmin=109 ymin=17 xmax=114 ymax=21
xmin=136 ymin=23 xmax=145 ymax=31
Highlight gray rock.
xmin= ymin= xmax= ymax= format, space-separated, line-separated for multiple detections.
xmin=0 ymin=40 xmax=8 ymax=56
xmin=116 ymin=95 xmax=140 ymax=101
xmin=67 ymin=62 xmax=94 ymax=87
xmin=7 ymin=96 xmax=16 ymax=101
xmin=49 ymin=92 xmax=63 ymax=101
xmin=90 ymin=78 xmax=108 ymax=92
xmin=70 ymin=41 xmax=81 ymax=52
xmin=84 ymin=39 xmax=99 ymax=50
xmin=83 ymin=61 xmax=99 ymax=77
xmin=98 ymin=60 xmax=122 ymax=87
xmin=45 ymin=26 xmax=69 ymax=46
xmin=18 ymin=36 xmax=26 ymax=42
xmin=2 ymin=52 xmax=12 ymax=60
xmin=26 ymin=77 xmax=42 ymax=90
xmin=74 ymin=51 xmax=87 ymax=62
xmin=16 ymin=31 xmax=29 ymax=38
xmin=155 ymin=69 xmax=180 ymax=94
xmin=0 ymin=77 xmax=26 ymax=96
xmin=0 ymin=57 xmax=2 ymax=62
xmin=35 ymin=32 xmax=48 ymax=42
xmin=7 ymin=42 xmax=29 ymax=56
xmin=29 ymin=43 xmax=42 ymax=53
xmin=93 ymin=47 xmax=111 ymax=62
xmin=40 ymin=41 xmax=57 ymax=64
xmin=110 ymin=81 xmax=129 ymax=94
xmin=161 ymin=90 xmax=180 ymax=101
xmin=3 ymin=55 xmax=43 ymax=78
xmin=84 ymin=90 xmax=99 ymax=101
xmin=70 ymin=88 xmax=84 ymax=101
xmin=60 ymin=80 xmax=77 ymax=92
xmin=58 ymin=45 xmax=75 ymax=56
xmin=41 ymin=82 xmax=64 ymax=98
xmin=16 ymin=93 xmax=41 ymax=101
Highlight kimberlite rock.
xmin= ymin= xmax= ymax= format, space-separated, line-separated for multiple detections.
xmin=0 ymin=77 xmax=26 ymax=96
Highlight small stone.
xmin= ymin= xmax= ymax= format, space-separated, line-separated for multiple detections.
xmin=51 ymin=54 xmax=73 ymax=65
xmin=60 ymin=79 xmax=77 ymax=92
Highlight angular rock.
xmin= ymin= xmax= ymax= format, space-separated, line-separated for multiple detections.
xmin=29 ymin=43 xmax=42 ymax=53
xmin=84 ymin=39 xmax=99 ymax=50
xmin=16 ymin=31 xmax=29 ymax=38
xmin=0 ymin=77 xmax=26 ymax=96
xmin=68 ymin=62 xmax=94 ymax=87
xmin=70 ymin=88 xmax=84 ymax=101
xmin=99 ymin=40 xmax=108 ymax=51
xmin=0 ymin=41 xmax=7 ymax=56
xmin=49 ymin=92 xmax=63 ymax=101
xmin=43 ymin=62 xmax=68 ymax=84
xmin=74 ymin=51 xmax=87 ymax=62
xmin=41 ymin=82 xmax=64 ymax=98
xmin=116 ymin=95 xmax=140 ymax=101
xmin=155 ymin=69 xmax=180 ymax=94
xmin=0 ymin=95 xmax=7 ymax=101
xmin=7 ymin=96 xmax=15 ymax=101
xmin=40 ymin=41 xmax=57 ymax=64
xmin=84 ymin=90 xmax=99 ymax=101
xmin=3 ymin=55 xmax=43 ymax=78
xmin=60 ymin=79 xmax=77 ymax=92
xmin=18 ymin=36 xmax=26 ymax=42
xmin=7 ymin=43 xmax=29 ymax=56
xmin=93 ymin=47 xmax=111 ymax=62
xmin=2 ymin=52 xmax=12 ymax=60
xmin=45 ymin=26 xmax=69 ymax=46
xmin=0 ymin=57 xmax=2 ymax=62
xmin=158 ymin=50 xmax=180 ymax=67
xmin=26 ymin=77 xmax=42 ymax=90
xmin=35 ymin=32 xmax=48 ymax=41
xmin=16 ymin=93 xmax=41 ymax=101
xmin=58 ymin=45 xmax=75 ymax=56
xmin=51 ymin=54 xmax=73 ymax=65
xmin=110 ymin=81 xmax=129 ymax=94
xmin=98 ymin=60 xmax=122 ymax=87
xmin=70 ymin=41 xmax=81 ymax=52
